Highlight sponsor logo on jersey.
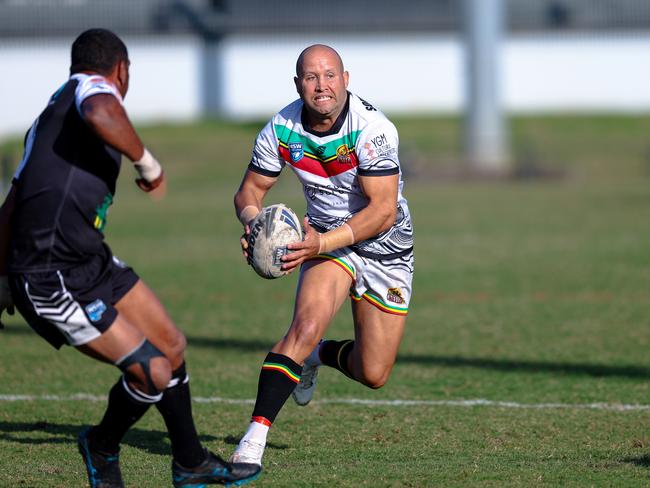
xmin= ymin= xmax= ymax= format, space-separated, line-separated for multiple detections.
xmin=336 ymin=144 xmax=352 ymax=164
xmin=85 ymin=299 xmax=107 ymax=322
xmin=363 ymin=142 xmax=375 ymax=159
xmin=289 ymin=142 xmax=304 ymax=162
xmin=359 ymin=97 xmax=377 ymax=111
xmin=387 ymin=287 xmax=405 ymax=304
xmin=367 ymin=133 xmax=395 ymax=158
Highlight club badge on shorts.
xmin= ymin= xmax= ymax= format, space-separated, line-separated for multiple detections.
xmin=85 ymin=299 xmax=107 ymax=322
xmin=387 ymin=287 xmax=405 ymax=305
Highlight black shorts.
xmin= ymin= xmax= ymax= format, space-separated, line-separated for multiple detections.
xmin=9 ymin=253 xmax=139 ymax=349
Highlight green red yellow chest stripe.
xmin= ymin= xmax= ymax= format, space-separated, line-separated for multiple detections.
xmin=276 ymin=126 xmax=362 ymax=178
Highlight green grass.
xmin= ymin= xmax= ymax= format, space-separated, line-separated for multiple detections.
xmin=1 ymin=115 xmax=650 ymax=487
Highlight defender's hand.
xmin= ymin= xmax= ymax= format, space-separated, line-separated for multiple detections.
xmin=134 ymin=148 xmax=164 ymax=195
xmin=136 ymin=171 xmax=166 ymax=200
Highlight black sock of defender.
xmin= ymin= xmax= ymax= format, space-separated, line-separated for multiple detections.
xmin=89 ymin=378 xmax=152 ymax=455
xmin=319 ymin=340 xmax=355 ymax=379
xmin=251 ymin=352 xmax=302 ymax=424
xmin=155 ymin=362 xmax=205 ymax=468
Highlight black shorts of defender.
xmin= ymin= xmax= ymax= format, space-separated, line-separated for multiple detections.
xmin=9 ymin=253 xmax=139 ymax=349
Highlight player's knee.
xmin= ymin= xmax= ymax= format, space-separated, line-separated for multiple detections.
xmin=357 ymin=366 xmax=391 ymax=390
xmin=117 ymin=339 xmax=170 ymax=396
xmin=147 ymin=356 xmax=173 ymax=391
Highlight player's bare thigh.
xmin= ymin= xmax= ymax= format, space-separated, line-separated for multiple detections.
xmin=350 ymin=298 xmax=406 ymax=388
xmin=76 ymin=312 xmax=148 ymax=364
xmin=114 ymin=279 xmax=186 ymax=368
xmin=272 ymin=259 xmax=352 ymax=363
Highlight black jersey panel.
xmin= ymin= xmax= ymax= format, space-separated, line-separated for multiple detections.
xmin=9 ymin=79 xmax=122 ymax=272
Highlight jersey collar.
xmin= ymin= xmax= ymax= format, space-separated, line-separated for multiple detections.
xmin=301 ymin=91 xmax=350 ymax=137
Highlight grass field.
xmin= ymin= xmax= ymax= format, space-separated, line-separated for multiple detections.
xmin=1 ymin=115 xmax=649 ymax=487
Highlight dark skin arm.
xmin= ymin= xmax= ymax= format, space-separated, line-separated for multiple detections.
xmin=81 ymin=93 xmax=164 ymax=193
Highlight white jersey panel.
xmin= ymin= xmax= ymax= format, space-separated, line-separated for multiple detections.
xmin=70 ymin=73 xmax=123 ymax=115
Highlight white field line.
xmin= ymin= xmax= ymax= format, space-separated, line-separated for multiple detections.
xmin=0 ymin=394 xmax=649 ymax=412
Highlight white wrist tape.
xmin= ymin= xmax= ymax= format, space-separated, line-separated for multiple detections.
xmin=133 ymin=148 xmax=162 ymax=183
xmin=318 ymin=223 xmax=355 ymax=254
xmin=238 ymin=205 xmax=260 ymax=226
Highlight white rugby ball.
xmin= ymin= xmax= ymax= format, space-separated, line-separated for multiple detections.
xmin=248 ymin=204 xmax=303 ymax=279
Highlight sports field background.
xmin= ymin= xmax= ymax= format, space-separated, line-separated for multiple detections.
xmin=0 ymin=115 xmax=649 ymax=486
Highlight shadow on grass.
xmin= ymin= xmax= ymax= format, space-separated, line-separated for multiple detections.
xmin=185 ymin=335 xmax=274 ymax=352
xmin=623 ymin=455 xmax=650 ymax=468
xmin=5 ymin=326 xmax=648 ymax=380
xmin=397 ymin=354 xmax=650 ymax=379
xmin=0 ymin=420 xmax=287 ymax=454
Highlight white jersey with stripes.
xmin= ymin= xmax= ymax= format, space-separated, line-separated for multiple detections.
xmin=248 ymin=92 xmax=413 ymax=260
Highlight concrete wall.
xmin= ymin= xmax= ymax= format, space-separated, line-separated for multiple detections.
xmin=1 ymin=33 xmax=649 ymax=140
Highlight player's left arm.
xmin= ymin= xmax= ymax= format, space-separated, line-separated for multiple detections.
xmin=346 ymin=173 xmax=398 ymax=240
xmin=81 ymin=94 xmax=164 ymax=194
xmin=283 ymin=174 xmax=398 ymax=272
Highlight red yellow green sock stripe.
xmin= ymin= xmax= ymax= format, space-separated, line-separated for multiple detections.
xmin=262 ymin=362 xmax=301 ymax=383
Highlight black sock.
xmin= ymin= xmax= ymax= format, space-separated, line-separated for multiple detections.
xmin=155 ymin=362 xmax=206 ymax=468
xmin=319 ymin=340 xmax=355 ymax=379
xmin=89 ymin=377 xmax=152 ymax=455
xmin=251 ymin=352 xmax=302 ymax=424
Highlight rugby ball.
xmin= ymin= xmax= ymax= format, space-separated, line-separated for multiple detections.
xmin=248 ymin=204 xmax=303 ymax=279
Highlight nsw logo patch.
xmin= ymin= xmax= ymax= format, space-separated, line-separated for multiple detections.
xmin=85 ymin=299 xmax=107 ymax=322
xmin=289 ymin=142 xmax=304 ymax=162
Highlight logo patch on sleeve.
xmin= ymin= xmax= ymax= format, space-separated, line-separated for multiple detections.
xmin=85 ymin=299 xmax=107 ymax=322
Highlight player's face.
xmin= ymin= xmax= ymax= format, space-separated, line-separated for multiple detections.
xmin=295 ymin=50 xmax=349 ymax=127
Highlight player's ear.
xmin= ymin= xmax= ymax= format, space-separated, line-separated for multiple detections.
xmin=294 ymin=76 xmax=301 ymax=95
xmin=343 ymin=70 xmax=349 ymax=88
xmin=116 ymin=59 xmax=130 ymax=97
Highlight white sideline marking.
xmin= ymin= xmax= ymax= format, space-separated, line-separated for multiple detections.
xmin=0 ymin=394 xmax=649 ymax=412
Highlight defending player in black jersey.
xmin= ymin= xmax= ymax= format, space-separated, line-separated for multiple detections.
xmin=0 ymin=28 xmax=259 ymax=488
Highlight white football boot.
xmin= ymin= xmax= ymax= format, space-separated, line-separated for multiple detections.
xmin=292 ymin=342 xmax=322 ymax=406
xmin=230 ymin=438 xmax=266 ymax=467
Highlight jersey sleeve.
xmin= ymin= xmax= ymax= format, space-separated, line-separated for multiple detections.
xmin=74 ymin=75 xmax=123 ymax=114
xmin=355 ymin=118 xmax=401 ymax=177
xmin=248 ymin=119 xmax=285 ymax=177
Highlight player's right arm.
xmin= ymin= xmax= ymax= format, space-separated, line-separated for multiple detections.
xmin=234 ymin=170 xmax=278 ymax=260
xmin=235 ymin=118 xmax=284 ymax=260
